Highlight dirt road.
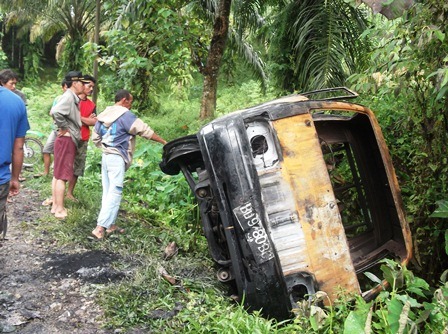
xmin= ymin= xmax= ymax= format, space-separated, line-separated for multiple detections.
xmin=0 ymin=186 xmax=122 ymax=333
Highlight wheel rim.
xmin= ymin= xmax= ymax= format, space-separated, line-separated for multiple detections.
xmin=23 ymin=138 xmax=43 ymax=167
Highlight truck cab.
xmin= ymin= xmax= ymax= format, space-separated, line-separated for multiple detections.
xmin=160 ymin=88 xmax=412 ymax=319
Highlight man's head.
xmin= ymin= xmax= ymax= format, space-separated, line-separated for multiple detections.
xmin=115 ymin=89 xmax=133 ymax=110
xmin=80 ymin=74 xmax=96 ymax=97
xmin=61 ymin=79 xmax=69 ymax=91
xmin=64 ymin=71 xmax=85 ymax=95
xmin=0 ymin=69 xmax=20 ymax=91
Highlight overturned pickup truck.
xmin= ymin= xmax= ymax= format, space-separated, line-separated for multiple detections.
xmin=160 ymin=88 xmax=412 ymax=320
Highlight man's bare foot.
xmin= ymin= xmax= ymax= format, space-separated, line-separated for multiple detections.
xmin=91 ymin=226 xmax=105 ymax=240
xmin=54 ymin=208 xmax=67 ymax=219
xmin=65 ymin=194 xmax=78 ymax=202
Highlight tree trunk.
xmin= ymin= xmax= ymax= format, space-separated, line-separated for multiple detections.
xmin=199 ymin=0 xmax=232 ymax=120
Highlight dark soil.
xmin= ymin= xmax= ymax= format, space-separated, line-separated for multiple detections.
xmin=0 ymin=186 xmax=125 ymax=333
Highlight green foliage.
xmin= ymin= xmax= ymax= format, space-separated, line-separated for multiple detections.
xmin=284 ymin=259 xmax=447 ymax=334
xmin=122 ymin=143 xmax=204 ymax=251
xmin=0 ymin=47 xmax=8 ymax=69
xmin=17 ymin=65 xmax=448 ymax=333
xmin=143 ymin=77 xmax=276 ymax=141
xmin=0 ymin=0 xmax=96 ymax=73
xmin=96 ymin=0 xmax=203 ymax=112
xmin=178 ymin=299 xmax=285 ymax=333
xmin=215 ymin=79 xmax=277 ymax=117
xmin=24 ymin=83 xmax=57 ymax=132
xmin=356 ymin=259 xmax=448 ymax=334
xmin=152 ymin=91 xmax=204 ymax=140
xmin=10 ymin=1 xmax=448 ymax=331
xmin=430 ymin=200 xmax=448 ymax=218
xmin=59 ymin=37 xmax=89 ymax=74
xmin=22 ymin=41 xmax=43 ymax=82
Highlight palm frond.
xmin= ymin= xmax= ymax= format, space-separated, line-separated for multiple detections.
xmin=227 ymin=27 xmax=268 ymax=90
xmin=183 ymin=0 xmax=217 ymax=24
xmin=30 ymin=17 xmax=63 ymax=43
xmin=232 ymin=0 xmax=265 ymax=36
xmin=269 ymin=0 xmax=369 ymax=92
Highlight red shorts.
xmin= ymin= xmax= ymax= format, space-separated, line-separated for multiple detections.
xmin=53 ymin=136 xmax=76 ymax=181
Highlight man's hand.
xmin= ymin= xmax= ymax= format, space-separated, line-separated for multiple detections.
xmin=9 ymin=179 xmax=20 ymax=196
xmin=57 ymin=129 xmax=69 ymax=137
xmin=81 ymin=115 xmax=97 ymax=126
xmin=151 ymin=132 xmax=167 ymax=145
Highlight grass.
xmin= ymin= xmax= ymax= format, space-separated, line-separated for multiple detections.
xmin=19 ymin=73 xmax=448 ymax=333
xmin=20 ymin=77 xmax=291 ymax=332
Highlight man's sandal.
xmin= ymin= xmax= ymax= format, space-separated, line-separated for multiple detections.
xmin=106 ymin=225 xmax=125 ymax=235
xmin=42 ymin=198 xmax=53 ymax=206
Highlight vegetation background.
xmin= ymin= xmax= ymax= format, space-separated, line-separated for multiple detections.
xmin=1 ymin=0 xmax=447 ymax=332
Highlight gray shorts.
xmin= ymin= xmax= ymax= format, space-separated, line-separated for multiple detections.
xmin=74 ymin=140 xmax=88 ymax=177
xmin=42 ymin=130 xmax=57 ymax=154
xmin=0 ymin=182 xmax=10 ymax=239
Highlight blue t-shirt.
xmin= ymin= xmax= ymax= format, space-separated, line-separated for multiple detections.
xmin=0 ymin=87 xmax=30 ymax=185
xmin=95 ymin=110 xmax=138 ymax=165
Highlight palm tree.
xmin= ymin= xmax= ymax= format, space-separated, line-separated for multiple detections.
xmin=189 ymin=0 xmax=270 ymax=119
xmin=0 ymin=0 xmax=97 ymax=72
xmin=46 ymin=0 xmax=96 ymax=71
xmin=199 ymin=0 xmax=232 ymax=119
xmin=192 ymin=0 xmax=369 ymax=118
xmin=267 ymin=0 xmax=369 ymax=93
xmin=0 ymin=1 xmax=46 ymax=74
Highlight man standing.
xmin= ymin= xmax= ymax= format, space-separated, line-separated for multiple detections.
xmin=0 ymin=69 xmax=28 ymax=183
xmin=0 ymin=85 xmax=30 ymax=238
xmin=91 ymin=89 xmax=167 ymax=239
xmin=66 ymin=75 xmax=97 ymax=200
xmin=40 ymin=79 xmax=68 ymax=180
xmin=50 ymin=71 xmax=85 ymax=219
xmin=0 ymin=69 xmax=27 ymax=104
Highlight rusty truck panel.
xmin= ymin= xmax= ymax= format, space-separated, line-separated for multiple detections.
xmin=272 ymin=114 xmax=360 ymax=301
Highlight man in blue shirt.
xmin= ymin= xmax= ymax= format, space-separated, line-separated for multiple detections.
xmin=91 ymin=89 xmax=166 ymax=239
xmin=0 ymin=86 xmax=30 ymax=238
